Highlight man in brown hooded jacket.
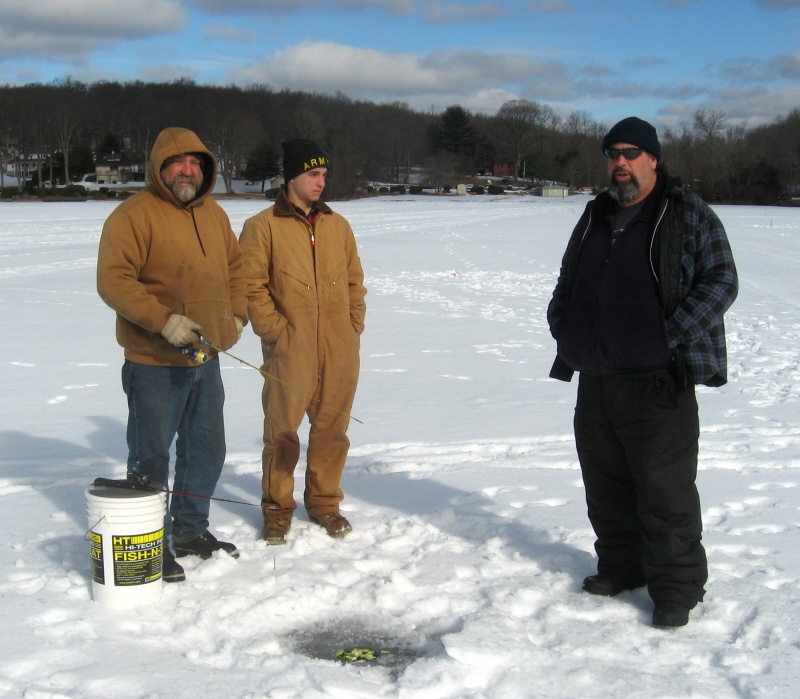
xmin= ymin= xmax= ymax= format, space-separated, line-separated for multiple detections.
xmin=239 ymin=138 xmax=366 ymax=545
xmin=97 ymin=127 xmax=248 ymax=581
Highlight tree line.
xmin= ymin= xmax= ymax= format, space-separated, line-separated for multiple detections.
xmin=1 ymin=78 xmax=798 ymax=204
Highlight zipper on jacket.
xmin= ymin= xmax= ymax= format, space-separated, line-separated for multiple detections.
xmin=591 ymin=227 xmax=616 ymax=369
xmin=191 ymin=209 xmax=207 ymax=257
xmin=306 ymin=208 xmax=320 ymax=249
xmin=649 ymin=199 xmax=669 ymax=282
xmin=606 ymin=228 xmax=624 ymax=261
xmin=579 ymin=207 xmax=593 ymax=246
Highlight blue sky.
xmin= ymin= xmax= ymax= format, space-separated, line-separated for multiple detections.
xmin=1 ymin=0 xmax=799 ymax=130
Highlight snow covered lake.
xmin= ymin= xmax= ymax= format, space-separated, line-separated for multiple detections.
xmin=1 ymin=194 xmax=799 ymax=698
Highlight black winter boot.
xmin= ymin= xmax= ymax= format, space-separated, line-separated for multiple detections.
xmin=652 ymin=601 xmax=690 ymax=628
xmin=174 ymin=531 xmax=239 ymax=559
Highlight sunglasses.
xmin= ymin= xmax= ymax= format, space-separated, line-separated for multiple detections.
xmin=604 ymin=147 xmax=644 ymax=161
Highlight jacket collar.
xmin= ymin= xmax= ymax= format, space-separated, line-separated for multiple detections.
xmin=274 ymin=188 xmax=333 ymax=218
xmin=593 ymin=172 xmax=674 ymax=229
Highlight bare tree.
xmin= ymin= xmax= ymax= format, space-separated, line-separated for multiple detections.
xmin=562 ymin=110 xmax=605 ymax=187
xmin=496 ymin=100 xmax=540 ymax=177
xmin=694 ymin=109 xmax=727 ymax=150
xmin=6 ymin=79 xmax=800 ymax=203
xmin=422 ymin=151 xmax=457 ymax=192
xmin=51 ymin=79 xmax=90 ymax=184
xmin=205 ymin=101 xmax=263 ymax=194
xmin=721 ymin=121 xmax=750 ymax=199
xmin=693 ymin=109 xmax=728 ymax=196
xmin=662 ymin=123 xmax=698 ymax=187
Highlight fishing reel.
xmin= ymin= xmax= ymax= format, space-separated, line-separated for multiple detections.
xmin=92 ymin=471 xmax=154 ymax=491
xmin=126 ymin=471 xmax=153 ymax=489
xmin=181 ymin=334 xmax=213 ymax=364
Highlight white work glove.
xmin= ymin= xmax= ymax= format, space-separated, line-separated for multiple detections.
xmin=235 ymin=316 xmax=244 ymax=339
xmin=161 ymin=314 xmax=201 ymax=347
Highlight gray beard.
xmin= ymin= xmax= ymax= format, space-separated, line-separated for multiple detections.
xmin=607 ymin=176 xmax=640 ymax=203
xmin=172 ymin=182 xmax=198 ymax=203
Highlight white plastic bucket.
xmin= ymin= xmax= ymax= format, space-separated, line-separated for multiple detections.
xmin=85 ymin=485 xmax=167 ymax=609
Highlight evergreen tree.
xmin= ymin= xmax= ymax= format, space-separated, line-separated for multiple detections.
xmin=431 ymin=105 xmax=478 ymax=176
xmin=242 ymin=141 xmax=280 ymax=191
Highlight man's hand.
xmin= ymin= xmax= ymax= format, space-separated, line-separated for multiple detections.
xmin=161 ymin=314 xmax=201 ymax=347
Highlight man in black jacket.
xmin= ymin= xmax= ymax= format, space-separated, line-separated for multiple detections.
xmin=548 ymin=117 xmax=738 ymax=628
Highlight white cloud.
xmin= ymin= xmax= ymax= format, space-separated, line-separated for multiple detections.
xmin=653 ymin=83 xmax=708 ymax=100
xmin=657 ymin=82 xmax=800 ymax=126
xmin=138 ymin=64 xmax=200 ymax=83
xmin=531 ymin=0 xmax=572 ymax=10
xmin=243 ymin=43 xmax=438 ymax=93
xmin=230 ymin=41 xmax=565 ymax=101
xmin=192 ymin=0 xmax=562 ymax=22
xmin=0 ymin=29 xmax=90 ymax=61
xmin=755 ymin=0 xmax=800 ymax=8
xmin=193 ymin=0 xmax=415 ymax=15
xmin=0 ymin=0 xmax=185 ymax=38
xmin=0 ymin=1 xmax=791 ymax=129
xmin=460 ymin=86 xmax=521 ymax=111
xmin=203 ymin=24 xmax=255 ymax=42
xmin=765 ymin=51 xmax=800 ymax=80
xmin=718 ymin=51 xmax=800 ymax=84
xmin=227 ymin=39 xmax=800 ymax=122
xmin=713 ymin=83 xmax=800 ymax=121
xmin=422 ymin=2 xmax=503 ymax=23
xmin=624 ymin=57 xmax=671 ymax=70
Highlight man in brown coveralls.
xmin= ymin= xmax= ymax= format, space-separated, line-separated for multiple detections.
xmin=239 ymin=138 xmax=367 ymax=545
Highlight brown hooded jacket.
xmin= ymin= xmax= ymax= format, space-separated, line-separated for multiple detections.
xmin=97 ymin=127 xmax=247 ymax=366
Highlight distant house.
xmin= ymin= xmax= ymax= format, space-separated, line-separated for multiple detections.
xmin=0 ymin=149 xmax=14 ymax=183
xmin=542 ymin=185 xmax=570 ymax=198
xmin=2 ymin=150 xmax=48 ymax=182
xmin=263 ymin=175 xmax=285 ymax=199
xmin=95 ymin=152 xmax=145 ymax=184
xmin=492 ymin=162 xmax=515 ymax=178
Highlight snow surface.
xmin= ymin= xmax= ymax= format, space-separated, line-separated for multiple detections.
xmin=1 ymin=194 xmax=799 ymax=699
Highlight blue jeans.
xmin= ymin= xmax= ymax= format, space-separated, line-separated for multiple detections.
xmin=122 ymin=358 xmax=226 ymax=544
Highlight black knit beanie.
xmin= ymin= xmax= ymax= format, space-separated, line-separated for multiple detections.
xmin=281 ymin=138 xmax=329 ymax=183
xmin=601 ymin=117 xmax=661 ymax=160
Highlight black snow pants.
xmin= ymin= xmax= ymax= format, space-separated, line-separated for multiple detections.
xmin=574 ymin=367 xmax=707 ymax=609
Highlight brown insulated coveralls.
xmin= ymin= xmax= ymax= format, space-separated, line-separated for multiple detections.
xmin=239 ymin=191 xmax=366 ymax=518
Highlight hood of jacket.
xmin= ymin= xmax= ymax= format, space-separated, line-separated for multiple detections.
xmin=147 ymin=127 xmax=217 ymax=206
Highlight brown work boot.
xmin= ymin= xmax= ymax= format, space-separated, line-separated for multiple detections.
xmin=310 ymin=512 xmax=352 ymax=539
xmin=262 ymin=514 xmax=292 ymax=545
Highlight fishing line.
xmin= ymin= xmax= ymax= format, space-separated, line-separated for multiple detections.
xmin=196 ymin=336 xmax=363 ymax=425
xmin=92 ymin=476 xmax=261 ymax=508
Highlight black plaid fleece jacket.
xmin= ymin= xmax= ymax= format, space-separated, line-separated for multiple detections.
xmin=548 ymin=174 xmax=738 ymax=387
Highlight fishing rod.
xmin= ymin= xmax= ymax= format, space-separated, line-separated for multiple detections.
xmin=92 ymin=475 xmax=260 ymax=508
xmin=184 ymin=336 xmax=363 ymax=425
xmin=90 ymin=334 xmax=363 ymax=503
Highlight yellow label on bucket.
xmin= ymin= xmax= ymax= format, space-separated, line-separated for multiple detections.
xmin=111 ymin=528 xmax=164 ymax=586
xmin=89 ymin=531 xmax=104 ymax=584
